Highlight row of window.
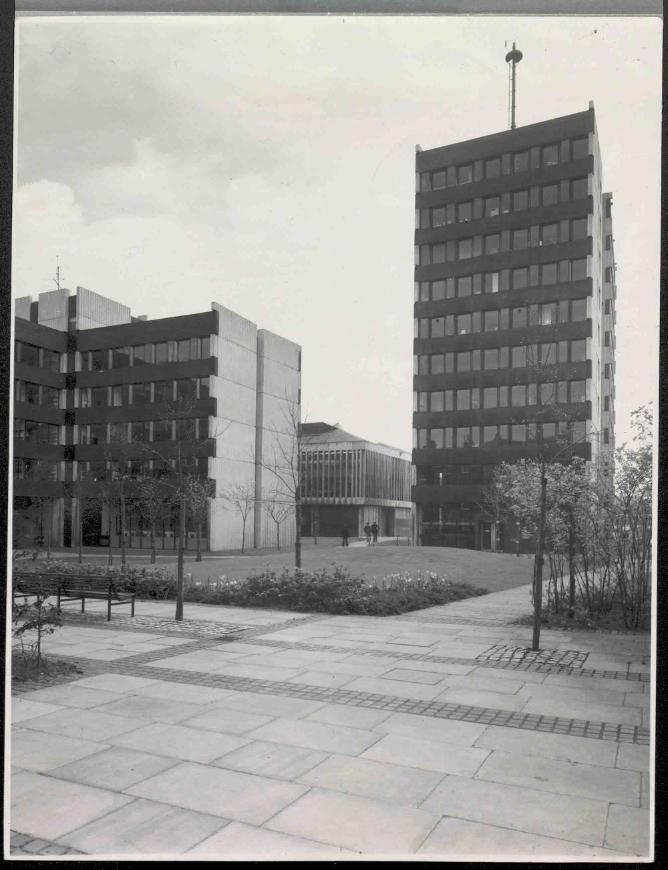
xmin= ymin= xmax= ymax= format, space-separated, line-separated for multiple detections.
xmin=417 ymin=221 xmax=589 ymax=266
xmin=78 ymin=377 xmax=210 ymax=409
xmin=415 ymin=339 xmax=588 ymax=376
xmin=14 ymin=419 xmax=60 ymax=445
xmin=14 ymin=458 xmax=61 ymax=481
xmin=14 ymin=342 xmax=61 ymax=372
xmin=415 ymin=299 xmax=588 ymax=340
xmin=415 ymin=258 xmax=588 ymax=301
xmin=83 ymin=337 xmax=212 ymax=372
xmin=79 ymin=418 xmax=210 ymax=445
xmin=415 ymin=419 xmax=588 ymax=450
xmin=414 ymin=380 xmax=587 ymax=413
xmin=15 ymin=380 xmax=61 ymax=408
xmin=418 ymin=178 xmax=589 ymax=229
xmin=418 ymin=136 xmax=589 ymax=192
xmin=416 ymin=465 xmax=496 ymax=486
xmin=80 ymin=457 xmax=209 ymax=482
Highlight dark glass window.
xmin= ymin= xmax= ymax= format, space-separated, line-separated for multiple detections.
xmin=431 ymin=391 xmax=444 ymax=412
xmin=131 ymin=420 xmax=150 ymax=443
xmin=458 ymin=239 xmax=473 ymax=260
xmin=112 ymin=384 xmax=129 ymax=406
xmin=541 ymin=263 xmax=558 ymax=285
xmin=571 ymin=299 xmax=587 ymax=321
xmin=456 ymin=389 xmax=470 ymax=411
xmin=432 ymin=280 xmax=445 ymax=301
xmin=458 ymin=201 xmax=473 ymax=222
xmin=132 ymin=382 xmax=151 ymax=403
xmin=513 ymin=151 xmax=529 ymax=172
xmin=432 ymin=170 xmax=446 ymax=189
xmin=485 ymin=196 xmax=500 ymax=217
xmin=432 ymin=207 xmax=446 ymax=227
xmin=153 ymin=420 xmax=173 ymax=442
xmin=512 ymin=306 xmax=527 ymax=328
xmin=177 ymin=378 xmax=198 ymax=401
xmin=457 ymin=352 xmax=471 ymax=373
xmin=542 ymin=184 xmax=558 ymax=206
xmin=43 ymin=386 xmax=60 ymax=407
xmin=485 ymin=157 xmax=501 ymax=178
xmin=112 ymin=347 xmax=131 ymax=368
xmin=91 ymin=386 xmax=107 ymax=408
xmin=512 ymin=228 xmax=529 ymax=250
xmin=457 ymin=314 xmax=472 ymax=335
xmin=154 ymin=381 xmax=174 ymax=403
xmin=483 ymin=349 xmax=498 ymax=370
xmin=197 ymin=418 xmax=209 ymax=439
xmin=572 ymin=177 xmax=588 ymax=199
xmin=155 ymin=342 xmax=170 ymax=364
xmin=133 ymin=344 xmax=152 ymax=365
xmin=90 ymin=423 xmax=107 ymax=445
xmin=512 ymin=267 xmax=528 ymax=289
xmin=457 ymin=276 xmax=473 ymax=298
xmin=432 ymin=243 xmax=446 ymax=264
xmin=484 ymin=272 xmax=500 ymax=294
xmin=542 ymin=144 xmax=559 ymax=166
xmin=571 ymin=258 xmax=588 ymax=280
xmin=541 ymin=223 xmax=559 ymax=246
xmin=572 ymin=137 xmax=589 ymax=159
xmin=21 ymin=343 xmax=40 ymax=366
xmin=483 ymin=387 xmax=497 ymax=408
xmin=484 ymin=310 xmax=499 ymax=332
xmin=572 ymin=217 xmax=588 ymax=240
xmin=176 ymin=418 xmax=197 ymax=440
xmin=513 ymin=189 xmax=529 ymax=211
xmin=432 ymin=354 xmax=445 ymax=374
xmin=485 ymin=234 xmax=500 ymax=255
xmin=42 ymin=349 xmax=61 ymax=372
xmin=571 ymin=381 xmax=586 ymax=402
xmin=90 ymin=349 xmax=108 ymax=372
xmin=571 ymin=339 xmax=587 ymax=362
xmin=458 ymin=164 xmax=473 ymax=184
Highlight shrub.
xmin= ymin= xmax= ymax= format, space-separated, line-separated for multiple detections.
xmin=13 ymin=560 xmax=177 ymax=600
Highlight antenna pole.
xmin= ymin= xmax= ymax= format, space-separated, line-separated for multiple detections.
xmin=505 ymin=42 xmax=523 ymax=130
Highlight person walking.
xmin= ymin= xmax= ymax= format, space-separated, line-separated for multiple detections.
xmin=363 ymin=523 xmax=371 ymax=545
xmin=341 ymin=525 xmax=349 ymax=547
xmin=371 ymin=521 xmax=379 ymax=545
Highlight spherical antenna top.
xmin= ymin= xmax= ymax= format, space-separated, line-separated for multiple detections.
xmin=505 ymin=48 xmax=523 ymax=64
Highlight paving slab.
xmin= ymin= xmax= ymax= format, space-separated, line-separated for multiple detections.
xmin=19 ymin=708 xmax=146 ymax=742
xmin=363 ymin=733 xmax=489 ymax=776
xmin=604 ymin=804 xmax=651 ymax=856
xmin=189 ymin=821 xmax=354 ymax=856
xmin=212 ymin=691 xmax=326 ymax=719
xmin=443 ymin=674 xmax=526 ymax=694
xmin=298 ymin=754 xmax=443 ymax=806
xmin=126 ymin=761 xmax=308 ymax=824
xmin=542 ymin=674 xmax=642 ymax=694
xmin=380 ymin=668 xmax=447 ymax=685
xmin=305 ymin=703 xmax=392 ymax=730
xmin=109 ymin=722 xmax=250 ymax=763
xmin=247 ymin=717 xmax=381 ymax=755
xmin=616 ymin=743 xmax=650 ymax=772
xmin=520 ymin=697 xmax=642 ymax=726
xmin=421 ymin=775 xmax=609 ymax=846
xmin=139 ymin=681 xmax=237 ymax=705
xmin=417 ymin=817 xmax=623 ymax=858
xmin=11 ymin=699 xmax=65 ymax=722
xmin=475 ymin=725 xmax=619 ymax=767
xmin=50 ymin=747 xmax=179 ymax=790
xmin=476 ymin=750 xmax=641 ymax=806
xmin=57 ymin=797 xmax=227 ymax=854
xmin=14 ymin=685 xmax=127 ymax=710
xmin=376 ymin=712 xmax=487 ymax=746
xmin=11 ymin=729 xmax=110 ymax=772
xmin=69 ymin=674 xmax=162 ymax=693
xmin=473 ymin=666 xmax=547 ymax=684
xmin=266 ymin=786 xmax=438 ymax=853
xmin=310 ymin=658 xmax=398 ymax=677
xmin=341 ymin=676 xmax=445 ymax=701
xmin=94 ymin=695 xmax=209 ymax=725
xmin=436 ymin=688 xmax=529 ymax=711
xmin=213 ymin=740 xmax=328 ymax=780
xmin=289 ymin=670 xmax=357 ymax=689
xmin=518 ymin=683 xmax=636 ymax=707
xmin=181 ymin=707 xmax=273 ymax=735
xmin=11 ymin=771 xmax=133 ymax=841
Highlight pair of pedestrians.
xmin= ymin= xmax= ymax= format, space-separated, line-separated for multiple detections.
xmin=340 ymin=522 xmax=379 ymax=546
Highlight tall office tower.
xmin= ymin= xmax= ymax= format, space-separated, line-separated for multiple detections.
xmin=412 ymin=104 xmax=616 ymax=551
xmin=13 ymin=287 xmax=301 ymax=553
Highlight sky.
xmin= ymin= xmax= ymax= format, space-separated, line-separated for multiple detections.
xmin=13 ymin=14 xmax=662 ymax=451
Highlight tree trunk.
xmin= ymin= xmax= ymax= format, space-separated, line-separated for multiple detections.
xmin=295 ymin=495 xmax=302 ymax=569
xmin=120 ymin=491 xmax=127 ymax=571
xmin=276 ymin=522 xmax=280 ymax=550
xmin=77 ymin=497 xmax=83 ymax=564
xmin=568 ymin=515 xmax=575 ymax=618
xmin=46 ymin=499 xmax=52 ymax=560
xmin=175 ymin=493 xmax=185 ymax=621
xmin=196 ymin=522 xmax=202 ymax=561
xmin=532 ymin=467 xmax=548 ymax=651
xmin=241 ymin=518 xmax=246 ymax=553
xmin=150 ymin=524 xmax=156 ymax=564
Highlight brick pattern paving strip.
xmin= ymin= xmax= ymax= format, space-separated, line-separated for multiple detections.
xmin=10 ymin=830 xmax=86 ymax=856
xmin=476 ymin=644 xmax=590 ymax=668
xmin=32 ymin=652 xmax=649 ymax=745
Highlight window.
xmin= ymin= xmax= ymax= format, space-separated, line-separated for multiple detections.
xmin=445 ymin=315 xmax=455 ymax=336
xmin=419 ymin=318 xmax=429 ymax=339
xmin=431 ymin=391 xmax=444 ymax=412
xmin=456 ymin=389 xmax=470 ymax=410
xmin=431 ymin=207 xmax=446 ymax=228
xmin=91 ymin=386 xmax=108 ymax=408
xmin=133 ymin=344 xmax=152 ymax=365
xmin=542 ymin=184 xmax=558 ymax=206
xmin=542 ymin=144 xmax=559 ymax=166
xmin=541 ymin=303 xmax=557 ymax=326
xmin=528 ymin=383 xmax=537 ymax=405
xmin=571 ymin=299 xmax=587 ymax=321
xmin=571 ymin=339 xmax=587 ymax=362
xmin=456 ymin=428 xmax=470 ymax=448
xmin=432 ymin=170 xmax=446 ymax=189
xmin=432 ymin=243 xmax=446 ymax=264
xmin=485 ymin=157 xmax=501 ymax=178
xmin=484 ymin=272 xmax=500 ymax=294
xmin=155 ymin=342 xmax=170 ymax=364
xmin=511 ymin=424 xmax=527 ymax=444
xmin=484 ymin=310 xmax=499 ymax=332
xmin=483 ymin=387 xmax=497 ymax=408
xmin=571 ymin=258 xmax=587 ymax=280
xmin=444 ymin=390 xmax=454 ymax=411
xmin=513 ymin=189 xmax=529 ymax=211
xmin=42 ymin=349 xmax=61 ymax=372
xmin=177 ymin=339 xmax=193 ymax=362
xmin=571 ymin=381 xmax=586 ymax=418
xmin=512 ymin=267 xmax=528 ymax=289
xmin=512 ymin=228 xmax=529 ymax=250
xmin=572 ymin=217 xmax=588 ymax=240
xmin=512 ymin=306 xmax=527 ymax=328
xmin=573 ymin=421 xmax=587 ymax=443
xmin=197 ymin=418 xmax=209 ymax=439
xmin=110 ymin=422 xmax=128 ymax=443
xmin=541 ymin=263 xmax=558 ymax=285
xmin=483 ymin=348 xmax=499 ymax=370
xmin=20 ymin=343 xmax=40 ymax=366
xmin=540 ymin=342 xmax=557 ymax=365
xmin=541 ymin=223 xmax=559 ymax=246
xmin=485 ymin=196 xmax=500 ymax=217
xmin=177 ymin=378 xmax=198 ymax=401
xmin=604 ymin=395 xmax=610 ymax=411
xmin=90 ymin=423 xmax=107 ymax=445
xmin=458 ymin=239 xmax=473 ymax=260
xmin=176 ymin=418 xmax=197 ymax=441
xmin=458 ymin=201 xmax=473 ymax=222
xmin=457 ymin=352 xmax=471 ymax=373
xmin=432 ymin=280 xmax=445 ymax=301
xmin=457 ymin=276 xmax=472 ymax=298
xmin=604 ymin=331 xmax=611 ymax=347
xmin=457 ymin=314 xmax=472 ymax=335
xmin=112 ymin=347 xmax=131 ymax=368
xmin=112 ymin=384 xmax=129 ymax=406
xmin=572 ymin=136 xmax=589 ymax=159
xmin=572 ymin=177 xmax=588 ymax=199
xmin=132 ymin=382 xmax=151 ymax=403
xmin=22 ymin=381 xmax=39 ymax=404
xmin=154 ymin=381 xmax=174 ymax=403
xmin=430 ymin=354 xmax=443 ymax=374
xmin=153 ymin=420 xmax=172 ymax=442
xmin=513 ymin=151 xmax=529 ymax=172
xmin=485 ymin=234 xmax=500 ymax=255
xmin=483 ymin=426 xmax=501 ymax=445
xmin=511 ymin=385 xmax=526 ymax=407
xmin=511 ymin=346 xmax=526 ymax=368
xmin=604 ymin=299 xmax=611 ymax=315
xmin=458 ymin=164 xmax=473 ymax=184
xmin=90 ymin=349 xmax=108 ymax=372
xmin=131 ymin=420 xmax=150 ymax=443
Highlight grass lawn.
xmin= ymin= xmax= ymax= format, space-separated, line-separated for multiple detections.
xmin=48 ymin=539 xmax=534 ymax=596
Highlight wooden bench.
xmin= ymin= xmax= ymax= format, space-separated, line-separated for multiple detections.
xmin=58 ymin=575 xmax=136 ymax=621
xmin=13 ymin=572 xmax=62 ymax=607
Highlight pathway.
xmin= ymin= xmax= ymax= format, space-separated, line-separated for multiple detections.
xmin=9 ymin=584 xmax=651 ymax=859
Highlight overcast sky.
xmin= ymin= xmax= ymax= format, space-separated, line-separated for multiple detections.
xmin=13 ymin=14 xmax=661 ymax=451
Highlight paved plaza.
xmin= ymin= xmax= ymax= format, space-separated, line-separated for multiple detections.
xmin=9 ymin=584 xmax=651 ymax=859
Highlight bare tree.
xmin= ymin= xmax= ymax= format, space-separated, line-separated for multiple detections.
xmin=221 ymin=482 xmax=255 ymax=552
xmin=264 ymin=491 xmax=294 ymax=550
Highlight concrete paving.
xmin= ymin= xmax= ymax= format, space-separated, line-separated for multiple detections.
xmin=9 ymin=582 xmax=652 ymax=859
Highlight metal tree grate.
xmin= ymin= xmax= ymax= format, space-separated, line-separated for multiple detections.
xmin=477 ymin=644 xmax=590 ymax=668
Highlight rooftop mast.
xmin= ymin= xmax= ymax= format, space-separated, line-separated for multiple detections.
xmin=505 ymin=42 xmax=523 ymax=130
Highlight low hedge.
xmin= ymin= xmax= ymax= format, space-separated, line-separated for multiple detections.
xmin=13 ymin=560 xmax=487 ymax=616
